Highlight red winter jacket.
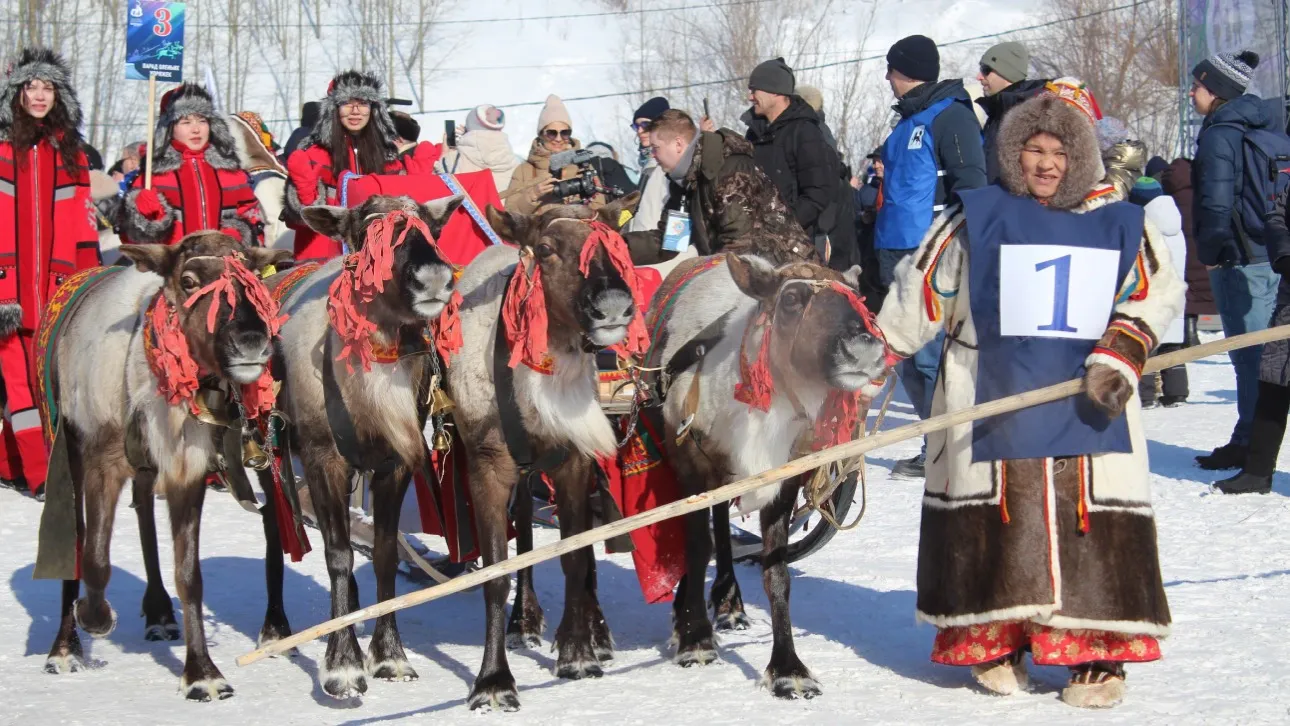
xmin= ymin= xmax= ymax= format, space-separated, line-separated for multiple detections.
xmin=121 ymin=141 xmax=264 ymax=246
xmin=285 ymin=140 xmax=442 ymax=260
xmin=0 ymin=138 xmax=101 ymax=335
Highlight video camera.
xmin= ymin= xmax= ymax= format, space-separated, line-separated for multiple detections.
xmin=549 ymin=149 xmax=625 ymax=201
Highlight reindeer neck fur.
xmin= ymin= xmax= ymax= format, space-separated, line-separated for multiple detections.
xmin=660 ymin=263 xmax=827 ymax=513
xmin=450 ymin=245 xmax=617 ymax=459
xmin=276 ymin=257 xmax=427 ymax=471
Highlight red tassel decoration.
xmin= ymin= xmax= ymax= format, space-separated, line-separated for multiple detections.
xmin=733 ymin=312 xmax=774 ymax=411
xmin=501 ymin=255 xmax=550 ymax=371
xmin=579 ymin=220 xmax=651 ymax=357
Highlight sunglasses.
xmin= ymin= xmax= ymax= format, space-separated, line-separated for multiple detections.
xmin=979 ymin=64 xmax=995 ymax=77
xmin=631 ymin=119 xmax=652 ymax=132
xmin=542 ymin=128 xmax=573 ymax=140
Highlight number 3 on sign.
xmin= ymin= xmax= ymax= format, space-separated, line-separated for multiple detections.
xmin=153 ymin=8 xmax=172 ymax=36
xmin=998 ymin=244 xmax=1121 ymax=340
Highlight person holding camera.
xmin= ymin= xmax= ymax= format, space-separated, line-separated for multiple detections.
xmin=622 ymin=109 xmax=811 ymax=265
xmin=503 ymin=94 xmax=605 ymax=213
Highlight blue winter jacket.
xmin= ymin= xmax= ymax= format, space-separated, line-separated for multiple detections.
xmin=1192 ymin=93 xmax=1276 ymax=266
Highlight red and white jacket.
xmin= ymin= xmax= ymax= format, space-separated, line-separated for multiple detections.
xmin=285 ymin=139 xmax=441 ymax=260
xmin=0 ymin=138 xmax=101 ymax=335
xmin=121 ymin=140 xmax=265 ymax=246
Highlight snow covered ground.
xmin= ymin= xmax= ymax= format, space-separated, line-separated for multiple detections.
xmin=3 ymin=342 xmax=1290 ymax=724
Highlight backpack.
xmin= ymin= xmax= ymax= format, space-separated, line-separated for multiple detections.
xmin=1212 ymin=121 xmax=1290 ymax=245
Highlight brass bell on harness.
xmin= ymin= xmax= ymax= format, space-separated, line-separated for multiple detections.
xmin=428 ymin=386 xmax=456 ymax=417
xmin=242 ymin=433 xmax=270 ymax=470
xmin=431 ymin=427 xmax=452 ymax=452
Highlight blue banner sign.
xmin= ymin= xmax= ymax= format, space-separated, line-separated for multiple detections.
xmin=125 ymin=1 xmax=186 ymax=82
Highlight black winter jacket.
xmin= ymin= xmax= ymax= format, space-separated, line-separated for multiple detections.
xmin=1262 ymin=183 xmax=1290 ymax=303
xmin=1192 ymin=93 xmax=1276 ymax=266
xmin=976 ymin=78 xmax=1049 ymax=183
xmin=743 ymin=97 xmax=840 ymax=237
xmin=892 ymin=80 xmax=988 ymax=209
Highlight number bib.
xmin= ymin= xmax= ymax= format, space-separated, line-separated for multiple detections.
xmin=999 ymin=245 xmax=1122 ymax=340
xmin=960 ymin=186 xmax=1142 ymax=462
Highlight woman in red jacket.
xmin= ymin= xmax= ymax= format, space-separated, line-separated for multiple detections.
xmin=0 ymin=48 xmax=101 ymax=496
xmin=284 ymin=70 xmax=441 ymax=260
xmin=120 ymin=83 xmax=264 ymax=246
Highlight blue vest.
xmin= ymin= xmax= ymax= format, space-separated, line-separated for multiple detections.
xmin=876 ymin=97 xmax=954 ymax=250
xmin=961 ymin=185 xmax=1142 ymax=462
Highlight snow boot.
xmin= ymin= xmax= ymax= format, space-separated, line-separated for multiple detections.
xmin=1195 ymin=443 xmax=1248 ymax=471
xmin=1061 ymin=662 xmax=1125 ymax=709
xmin=970 ymin=651 xmax=1027 ymax=695
xmin=891 ymin=454 xmax=925 ymax=480
xmin=1215 ymin=471 xmax=1272 ymax=495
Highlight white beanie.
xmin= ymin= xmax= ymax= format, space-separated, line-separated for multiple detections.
xmin=466 ymin=104 xmax=505 ymax=132
xmin=536 ymin=94 xmax=572 ymax=135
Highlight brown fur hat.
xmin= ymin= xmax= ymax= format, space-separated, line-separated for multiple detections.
xmin=996 ymin=94 xmax=1105 ymax=210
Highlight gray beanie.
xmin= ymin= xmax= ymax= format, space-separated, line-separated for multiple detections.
xmin=748 ymin=57 xmax=795 ymax=97
xmin=980 ymin=41 xmax=1029 ymax=84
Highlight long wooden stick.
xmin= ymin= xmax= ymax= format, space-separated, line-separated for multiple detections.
xmin=144 ymin=74 xmax=157 ymax=190
xmin=237 ymin=325 xmax=1290 ymax=667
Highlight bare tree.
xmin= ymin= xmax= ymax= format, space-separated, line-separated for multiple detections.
xmin=1028 ymin=0 xmax=1180 ymax=158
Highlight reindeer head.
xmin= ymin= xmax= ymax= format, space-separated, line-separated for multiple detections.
xmin=487 ymin=193 xmax=642 ymax=351
xmin=727 ymin=254 xmax=888 ymax=394
xmin=120 ymin=231 xmax=293 ymax=384
xmin=302 ymin=194 xmax=465 ymax=326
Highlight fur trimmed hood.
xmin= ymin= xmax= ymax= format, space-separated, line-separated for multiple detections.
xmin=996 ymin=94 xmax=1106 ymax=210
xmin=0 ymin=47 xmax=83 ymax=143
xmin=151 ymin=83 xmax=241 ymax=174
xmin=306 ymin=70 xmax=399 ymax=159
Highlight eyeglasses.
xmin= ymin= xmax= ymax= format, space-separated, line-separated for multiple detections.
xmin=631 ymin=119 xmax=652 ymax=132
xmin=339 ymin=100 xmax=371 ymax=112
xmin=979 ymin=64 xmax=995 ymax=77
xmin=542 ymin=128 xmax=573 ymax=140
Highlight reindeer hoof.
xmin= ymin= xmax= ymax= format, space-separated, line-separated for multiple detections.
xmin=468 ymin=674 xmax=520 ymax=712
xmin=505 ymin=631 xmax=542 ymax=650
xmin=256 ymin=619 xmax=295 ymax=653
xmin=555 ymin=657 xmax=604 ymax=680
xmin=367 ymin=656 xmax=419 ymax=682
xmin=593 ymin=643 xmax=615 ymax=663
xmin=761 ymin=669 xmax=822 ymax=700
xmin=714 ymin=610 xmax=751 ymax=631
xmin=45 ymin=652 xmax=86 ymax=674
xmin=322 ymin=665 xmax=368 ymax=700
xmin=74 ymin=599 xmax=117 ymax=637
xmin=182 ymin=677 xmax=235 ymax=702
xmin=145 ymin=619 xmax=181 ymax=642
xmin=675 ymin=642 xmax=719 ymax=668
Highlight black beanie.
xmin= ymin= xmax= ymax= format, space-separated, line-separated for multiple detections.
xmin=632 ymin=96 xmax=670 ymax=124
xmin=1192 ymin=50 xmax=1260 ymax=101
xmin=748 ymin=57 xmax=795 ymax=96
xmin=887 ymin=35 xmax=940 ymax=83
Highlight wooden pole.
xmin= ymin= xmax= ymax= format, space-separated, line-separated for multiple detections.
xmin=236 ymin=325 xmax=1290 ymax=667
xmin=144 ymin=74 xmax=157 ymax=190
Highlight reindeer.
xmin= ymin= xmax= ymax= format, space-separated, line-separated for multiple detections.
xmin=650 ymin=254 xmax=888 ymax=698
xmin=265 ymin=194 xmax=464 ymax=699
xmin=41 ymin=232 xmax=292 ymax=701
xmin=446 ymin=196 xmax=643 ymax=711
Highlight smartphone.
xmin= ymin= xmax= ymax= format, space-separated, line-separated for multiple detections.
xmin=703 ymin=97 xmax=710 ymax=120
xmin=445 ymin=120 xmax=457 ymax=148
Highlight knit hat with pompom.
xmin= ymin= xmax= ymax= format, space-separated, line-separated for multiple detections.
xmin=1192 ymin=50 xmax=1260 ymax=100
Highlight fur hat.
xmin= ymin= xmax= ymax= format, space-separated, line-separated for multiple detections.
xmin=150 ymin=83 xmax=241 ymax=174
xmin=537 ymin=94 xmax=572 ymax=134
xmin=997 ymin=94 xmax=1106 ymax=211
xmin=0 ymin=47 xmax=83 ymax=143
xmin=309 ymin=70 xmax=399 ymax=159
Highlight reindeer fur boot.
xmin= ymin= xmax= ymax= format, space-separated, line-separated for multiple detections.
xmin=1061 ymin=662 xmax=1126 ymax=709
xmin=970 ymin=651 xmax=1027 ymax=695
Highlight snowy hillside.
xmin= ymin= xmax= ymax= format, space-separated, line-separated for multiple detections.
xmin=4 ymin=340 xmax=1290 ymax=724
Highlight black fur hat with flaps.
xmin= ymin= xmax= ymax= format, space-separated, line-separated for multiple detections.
xmin=150 ymin=82 xmax=241 ymax=174
xmin=0 ymin=47 xmax=82 ymax=143
xmin=308 ymin=70 xmax=399 ymax=159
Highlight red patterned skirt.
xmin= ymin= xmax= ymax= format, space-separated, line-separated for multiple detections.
xmin=931 ymin=622 xmax=1161 ymax=667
